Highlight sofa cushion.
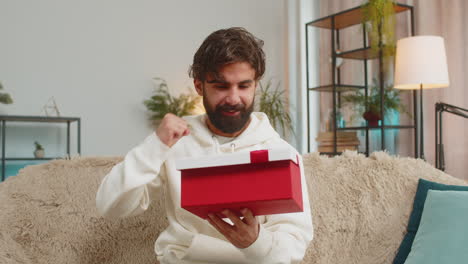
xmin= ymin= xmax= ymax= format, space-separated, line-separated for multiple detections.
xmin=393 ymin=179 xmax=468 ymax=264
xmin=403 ymin=190 xmax=468 ymax=264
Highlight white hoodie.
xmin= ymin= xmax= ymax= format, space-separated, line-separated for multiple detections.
xmin=96 ymin=112 xmax=313 ymax=264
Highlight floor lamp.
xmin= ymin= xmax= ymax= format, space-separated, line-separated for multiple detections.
xmin=394 ymin=36 xmax=450 ymax=160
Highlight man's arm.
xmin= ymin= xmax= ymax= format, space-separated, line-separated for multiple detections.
xmin=95 ymin=132 xmax=170 ymax=219
xmin=96 ymin=113 xmax=190 ymax=219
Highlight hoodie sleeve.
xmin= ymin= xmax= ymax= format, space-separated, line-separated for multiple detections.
xmin=95 ymin=132 xmax=171 ymax=219
xmin=240 ymin=155 xmax=314 ymax=264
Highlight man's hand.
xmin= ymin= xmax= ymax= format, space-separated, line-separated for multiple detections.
xmin=207 ymin=208 xmax=259 ymax=249
xmin=156 ymin=113 xmax=190 ymax=147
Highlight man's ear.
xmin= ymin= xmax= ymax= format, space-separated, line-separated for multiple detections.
xmin=194 ymin=79 xmax=203 ymax=96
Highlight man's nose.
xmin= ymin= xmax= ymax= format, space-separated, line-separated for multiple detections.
xmin=225 ymin=87 xmax=241 ymax=105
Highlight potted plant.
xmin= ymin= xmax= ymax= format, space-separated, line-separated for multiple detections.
xmin=342 ymin=79 xmax=409 ymax=126
xmin=0 ymin=82 xmax=13 ymax=105
xmin=143 ymin=78 xmax=203 ymax=125
xmin=256 ymin=79 xmax=293 ymax=137
xmin=362 ymin=0 xmax=397 ymax=73
xmin=34 ymin=141 xmax=45 ymax=158
xmin=359 ymin=0 xmax=400 ymax=126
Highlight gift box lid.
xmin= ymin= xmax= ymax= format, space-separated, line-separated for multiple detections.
xmin=176 ymin=146 xmax=298 ymax=171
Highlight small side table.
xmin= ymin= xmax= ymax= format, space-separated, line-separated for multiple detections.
xmin=0 ymin=115 xmax=81 ymax=181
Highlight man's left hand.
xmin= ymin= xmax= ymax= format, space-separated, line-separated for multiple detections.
xmin=207 ymin=208 xmax=259 ymax=248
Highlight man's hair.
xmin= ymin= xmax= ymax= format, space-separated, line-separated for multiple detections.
xmin=189 ymin=27 xmax=265 ymax=81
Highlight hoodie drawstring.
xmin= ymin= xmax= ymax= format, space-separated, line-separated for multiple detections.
xmin=230 ymin=143 xmax=235 ymax=153
xmin=212 ymin=135 xmax=237 ymax=153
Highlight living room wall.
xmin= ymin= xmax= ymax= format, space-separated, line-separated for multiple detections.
xmin=0 ymin=0 xmax=317 ymax=159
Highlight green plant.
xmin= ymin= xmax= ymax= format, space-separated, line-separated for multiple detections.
xmin=256 ymin=79 xmax=293 ymax=137
xmin=34 ymin=141 xmax=44 ymax=151
xmin=362 ymin=0 xmax=396 ymax=69
xmin=342 ymin=78 xmax=410 ymax=120
xmin=143 ymin=78 xmax=202 ymax=121
xmin=0 ymin=82 xmax=13 ymax=104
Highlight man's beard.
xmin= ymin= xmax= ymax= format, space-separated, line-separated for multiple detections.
xmin=204 ymin=95 xmax=254 ymax=134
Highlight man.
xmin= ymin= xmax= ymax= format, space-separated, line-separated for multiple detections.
xmin=96 ymin=27 xmax=313 ymax=264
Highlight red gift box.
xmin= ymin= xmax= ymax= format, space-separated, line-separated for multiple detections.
xmin=176 ymin=147 xmax=303 ymax=219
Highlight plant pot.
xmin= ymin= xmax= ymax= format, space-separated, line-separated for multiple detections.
xmin=363 ymin=111 xmax=381 ymax=127
xmin=34 ymin=149 xmax=45 ymax=158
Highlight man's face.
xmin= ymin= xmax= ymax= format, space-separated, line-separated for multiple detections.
xmin=194 ymin=62 xmax=256 ymax=134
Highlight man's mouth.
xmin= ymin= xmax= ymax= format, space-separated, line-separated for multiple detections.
xmin=222 ymin=110 xmax=240 ymax=116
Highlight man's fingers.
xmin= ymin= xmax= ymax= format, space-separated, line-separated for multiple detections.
xmin=171 ymin=117 xmax=188 ymax=128
xmin=171 ymin=130 xmax=181 ymax=139
xmin=207 ymin=215 xmax=240 ymax=247
xmin=222 ymin=209 xmax=245 ymax=228
xmin=208 ymin=213 xmax=233 ymax=233
xmin=241 ymin=208 xmax=256 ymax=225
xmin=208 ymin=210 xmax=260 ymax=249
xmin=172 ymin=129 xmax=186 ymax=141
xmin=175 ymin=123 xmax=189 ymax=134
xmin=156 ymin=113 xmax=191 ymax=147
xmin=207 ymin=216 xmax=223 ymax=234
xmin=172 ymin=122 xmax=185 ymax=130
xmin=170 ymin=124 xmax=190 ymax=141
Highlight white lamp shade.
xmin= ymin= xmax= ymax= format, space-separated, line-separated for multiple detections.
xmin=394 ymin=36 xmax=450 ymax=90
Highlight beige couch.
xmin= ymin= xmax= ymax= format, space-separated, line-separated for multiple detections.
xmin=1 ymin=151 xmax=466 ymax=264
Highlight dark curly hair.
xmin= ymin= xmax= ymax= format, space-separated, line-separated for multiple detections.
xmin=189 ymin=27 xmax=266 ymax=81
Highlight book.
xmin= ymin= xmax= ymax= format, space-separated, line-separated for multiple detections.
xmin=318 ymin=145 xmax=359 ymax=153
xmin=316 ymin=131 xmax=358 ymax=141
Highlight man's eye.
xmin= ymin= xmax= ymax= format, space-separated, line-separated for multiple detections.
xmin=240 ymin=85 xmax=249 ymax=88
xmin=215 ymin=85 xmax=227 ymax=89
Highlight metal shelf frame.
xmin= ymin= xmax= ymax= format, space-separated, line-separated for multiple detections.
xmin=0 ymin=115 xmax=81 ymax=181
xmin=305 ymin=3 xmax=418 ymax=156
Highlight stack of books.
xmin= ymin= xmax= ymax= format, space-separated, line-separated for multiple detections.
xmin=316 ymin=131 xmax=360 ymax=153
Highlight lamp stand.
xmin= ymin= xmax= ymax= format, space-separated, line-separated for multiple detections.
xmin=419 ymin=84 xmax=425 ymax=160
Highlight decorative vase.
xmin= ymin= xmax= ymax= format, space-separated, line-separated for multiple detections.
xmin=34 ymin=149 xmax=45 ymax=158
xmin=363 ymin=111 xmax=381 ymax=127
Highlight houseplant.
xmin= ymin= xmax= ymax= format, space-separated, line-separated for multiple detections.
xmin=34 ymin=141 xmax=45 ymax=158
xmin=342 ymin=79 xmax=409 ymax=126
xmin=143 ymin=78 xmax=203 ymax=125
xmin=351 ymin=0 xmax=401 ymax=126
xmin=256 ymin=79 xmax=293 ymax=137
xmin=0 ymin=82 xmax=13 ymax=104
xmin=362 ymin=0 xmax=397 ymax=68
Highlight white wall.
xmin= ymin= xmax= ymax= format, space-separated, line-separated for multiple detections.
xmin=0 ymin=0 xmax=289 ymax=157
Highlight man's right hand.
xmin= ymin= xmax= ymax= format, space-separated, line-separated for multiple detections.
xmin=156 ymin=113 xmax=190 ymax=148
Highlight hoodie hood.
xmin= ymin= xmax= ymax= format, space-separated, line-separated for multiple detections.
xmin=182 ymin=112 xmax=281 ymax=152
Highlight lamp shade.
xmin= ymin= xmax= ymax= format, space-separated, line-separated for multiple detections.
xmin=394 ymin=36 xmax=449 ymax=90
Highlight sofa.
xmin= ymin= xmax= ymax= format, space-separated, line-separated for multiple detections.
xmin=0 ymin=151 xmax=466 ymax=263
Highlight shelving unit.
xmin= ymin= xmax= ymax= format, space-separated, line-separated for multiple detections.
xmin=305 ymin=3 xmax=418 ymax=156
xmin=0 ymin=115 xmax=81 ymax=181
